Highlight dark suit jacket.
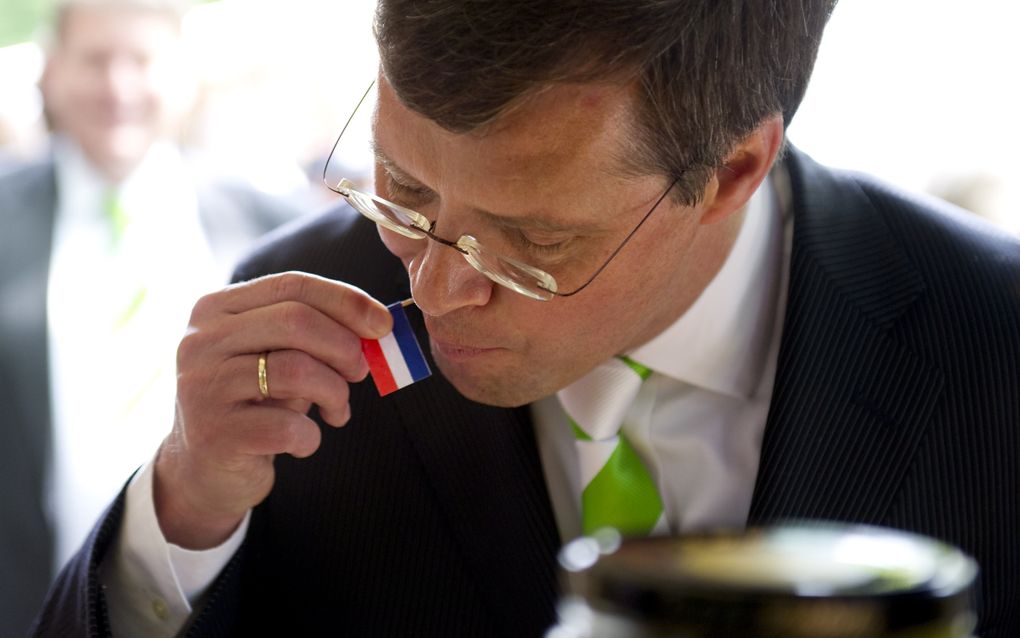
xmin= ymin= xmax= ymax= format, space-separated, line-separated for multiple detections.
xmin=32 ymin=148 xmax=1020 ymax=637
xmin=0 ymin=158 xmax=300 ymax=637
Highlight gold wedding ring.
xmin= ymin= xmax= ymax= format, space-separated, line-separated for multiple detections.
xmin=257 ymin=352 xmax=270 ymax=400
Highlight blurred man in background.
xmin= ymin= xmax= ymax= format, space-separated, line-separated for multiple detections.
xmin=0 ymin=0 xmax=299 ymax=633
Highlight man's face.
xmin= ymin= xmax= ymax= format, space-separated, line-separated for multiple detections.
xmin=41 ymin=7 xmax=193 ymax=179
xmin=374 ymin=78 xmax=732 ymax=407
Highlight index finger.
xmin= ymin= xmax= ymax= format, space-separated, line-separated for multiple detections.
xmin=206 ymin=271 xmax=393 ymax=340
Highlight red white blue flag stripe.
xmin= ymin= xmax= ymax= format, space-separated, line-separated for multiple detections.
xmin=361 ymin=301 xmax=431 ymax=396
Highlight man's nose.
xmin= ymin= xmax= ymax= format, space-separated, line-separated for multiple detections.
xmin=408 ymin=234 xmax=493 ymax=317
xmin=99 ymin=56 xmax=145 ymax=101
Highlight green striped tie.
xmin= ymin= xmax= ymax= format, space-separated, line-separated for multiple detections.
xmin=561 ymin=356 xmax=664 ymax=536
xmin=104 ymin=189 xmax=130 ymax=249
xmin=104 ymin=189 xmax=147 ymax=329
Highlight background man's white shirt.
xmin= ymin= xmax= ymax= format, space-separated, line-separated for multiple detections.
xmin=48 ymin=139 xmax=222 ymax=567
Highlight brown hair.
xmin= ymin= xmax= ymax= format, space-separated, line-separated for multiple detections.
xmin=52 ymin=0 xmax=189 ymax=44
xmin=376 ymin=1 xmax=838 ymax=204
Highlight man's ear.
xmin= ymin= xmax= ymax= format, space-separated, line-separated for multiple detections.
xmin=699 ymin=114 xmax=784 ymax=225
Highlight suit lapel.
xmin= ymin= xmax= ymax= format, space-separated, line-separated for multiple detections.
xmin=0 ymin=163 xmax=57 ymax=465
xmin=383 ymin=307 xmax=560 ymax=634
xmin=749 ymin=149 xmax=944 ymax=524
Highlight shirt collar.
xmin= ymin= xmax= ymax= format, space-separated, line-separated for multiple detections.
xmin=117 ymin=141 xmax=188 ymax=217
xmin=627 ymin=171 xmax=785 ymax=399
xmin=53 ymin=138 xmax=110 ymax=225
xmin=53 ymin=138 xmax=189 ymax=223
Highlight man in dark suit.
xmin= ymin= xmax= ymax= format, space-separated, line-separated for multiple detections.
xmin=34 ymin=1 xmax=1020 ymax=636
xmin=0 ymin=0 xmax=299 ymax=635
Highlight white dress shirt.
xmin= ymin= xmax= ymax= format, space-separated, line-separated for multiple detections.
xmin=46 ymin=139 xmax=225 ymax=617
xmin=534 ymin=169 xmax=790 ymax=541
xmin=104 ymin=168 xmax=791 ymax=636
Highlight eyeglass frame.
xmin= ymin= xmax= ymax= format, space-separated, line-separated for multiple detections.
xmin=322 ymin=81 xmax=679 ymax=301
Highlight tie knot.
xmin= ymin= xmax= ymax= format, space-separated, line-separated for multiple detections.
xmin=559 ymin=356 xmax=651 ymax=441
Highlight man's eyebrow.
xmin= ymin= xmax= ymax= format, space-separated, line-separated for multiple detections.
xmin=373 ymin=144 xmax=426 ymax=186
xmin=473 ymin=208 xmax=597 ymax=233
xmin=372 ymin=144 xmax=604 ymax=233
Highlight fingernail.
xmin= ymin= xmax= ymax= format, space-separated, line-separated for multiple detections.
xmin=370 ymin=304 xmax=392 ymax=337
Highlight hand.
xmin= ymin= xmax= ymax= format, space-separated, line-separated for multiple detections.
xmin=153 ymin=272 xmax=392 ymax=549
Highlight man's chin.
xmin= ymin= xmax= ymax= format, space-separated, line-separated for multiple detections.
xmin=85 ymin=138 xmax=151 ymax=179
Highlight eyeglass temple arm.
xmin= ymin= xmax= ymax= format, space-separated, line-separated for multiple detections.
xmin=552 ymin=177 xmax=679 ymax=297
xmin=322 ymin=81 xmax=378 ymax=192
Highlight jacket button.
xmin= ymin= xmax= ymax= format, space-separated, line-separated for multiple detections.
xmin=151 ymin=597 xmax=169 ymax=621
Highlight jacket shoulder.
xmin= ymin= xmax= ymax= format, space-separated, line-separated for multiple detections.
xmin=786 ymin=147 xmax=1020 ymax=312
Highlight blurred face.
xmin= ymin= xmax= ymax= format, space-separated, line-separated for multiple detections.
xmin=374 ymin=78 xmax=743 ymax=407
xmin=41 ymin=7 xmax=193 ymax=180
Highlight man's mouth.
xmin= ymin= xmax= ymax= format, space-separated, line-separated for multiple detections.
xmin=429 ymin=337 xmax=499 ymax=361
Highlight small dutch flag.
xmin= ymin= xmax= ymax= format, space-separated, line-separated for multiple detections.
xmin=361 ymin=299 xmax=432 ymax=396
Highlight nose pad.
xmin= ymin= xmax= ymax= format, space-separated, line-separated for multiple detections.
xmin=409 ymin=237 xmax=493 ymax=316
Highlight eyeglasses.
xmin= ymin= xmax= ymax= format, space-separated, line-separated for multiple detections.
xmin=322 ymin=82 xmax=677 ymax=302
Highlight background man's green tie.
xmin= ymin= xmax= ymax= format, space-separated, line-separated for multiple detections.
xmin=559 ymin=356 xmax=665 ymax=536
xmin=102 ymin=188 xmax=159 ymax=416
xmin=104 ymin=189 xmax=148 ymax=330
